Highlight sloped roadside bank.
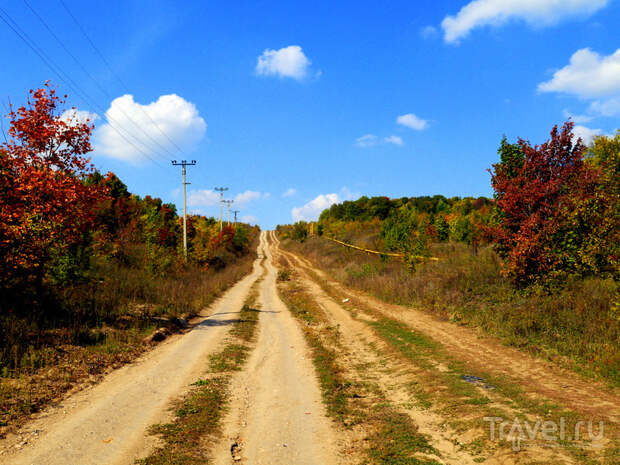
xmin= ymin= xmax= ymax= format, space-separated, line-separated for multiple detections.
xmin=0 ymin=236 xmax=259 ymax=438
xmin=0 ymin=234 xmax=266 ymax=465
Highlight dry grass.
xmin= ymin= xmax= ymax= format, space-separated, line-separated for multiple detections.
xmin=284 ymin=236 xmax=620 ymax=387
xmin=0 ymin=242 xmax=258 ymax=435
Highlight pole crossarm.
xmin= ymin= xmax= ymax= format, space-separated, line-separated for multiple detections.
xmin=222 ymin=199 xmax=234 ymax=226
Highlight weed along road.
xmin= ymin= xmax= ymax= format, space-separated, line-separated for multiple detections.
xmin=1 ymin=236 xmax=268 ymax=465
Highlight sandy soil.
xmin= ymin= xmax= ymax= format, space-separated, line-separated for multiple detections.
xmin=211 ymin=232 xmax=341 ymax=465
xmin=0 ymin=233 xmax=268 ymax=465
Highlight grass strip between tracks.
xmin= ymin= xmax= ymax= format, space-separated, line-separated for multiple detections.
xmin=277 ymin=275 xmax=442 ymax=465
xmin=136 ymin=270 xmax=263 ymax=465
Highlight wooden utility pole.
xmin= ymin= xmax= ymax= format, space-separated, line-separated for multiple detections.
xmin=223 ymin=199 xmax=234 ymax=226
xmin=215 ymin=187 xmax=228 ymax=231
xmin=232 ymin=210 xmax=240 ymax=225
xmin=172 ymin=160 xmax=196 ymax=259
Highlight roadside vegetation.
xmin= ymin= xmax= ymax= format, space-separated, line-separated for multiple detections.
xmin=278 ymin=124 xmax=620 ymax=387
xmin=138 ymin=276 xmax=263 ymax=465
xmin=0 ymin=84 xmax=259 ymax=433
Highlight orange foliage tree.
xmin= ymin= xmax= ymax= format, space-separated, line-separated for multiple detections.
xmin=489 ymin=122 xmax=618 ymax=286
xmin=0 ymin=83 xmax=108 ymax=288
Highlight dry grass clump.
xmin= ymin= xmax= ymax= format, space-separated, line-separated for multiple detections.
xmin=284 ymin=236 xmax=620 ymax=386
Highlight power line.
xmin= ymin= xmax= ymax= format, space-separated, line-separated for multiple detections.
xmin=58 ymin=0 xmax=186 ymax=156
xmin=23 ymin=0 xmax=179 ymax=161
xmin=0 ymin=6 xmax=167 ymax=168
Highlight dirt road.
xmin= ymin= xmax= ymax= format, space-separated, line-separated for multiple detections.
xmin=272 ymin=232 xmax=620 ymax=424
xmin=211 ymin=231 xmax=341 ymax=465
xmin=0 ymin=233 xmax=268 ymax=465
xmin=271 ymin=231 xmax=619 ymax=464
xmin=3 ymin=229 xmax=617 ymax=464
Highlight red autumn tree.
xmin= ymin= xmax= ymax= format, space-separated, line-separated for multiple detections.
xmin=0 ymin=83 xmax=108 ymax=287
xmin=488 ymin=122 xmax=611 ymax=286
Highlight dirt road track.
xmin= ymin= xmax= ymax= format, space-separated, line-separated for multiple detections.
xmin=0 ymin=233 xmax=268 ymax=465
xmin=211 ymin=232 xmax=341 ymax=465
xmin=272 ymin=232 xmax=620 ymax=425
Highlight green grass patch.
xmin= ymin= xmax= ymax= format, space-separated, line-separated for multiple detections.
xmin=137 ymin=292 xmax=261 ymax=464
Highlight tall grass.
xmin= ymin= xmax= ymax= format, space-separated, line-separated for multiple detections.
xmin=284 ymin=236 xmax=620 ymax=386
xmin=0 ymin=239 xmax=258 ymax=431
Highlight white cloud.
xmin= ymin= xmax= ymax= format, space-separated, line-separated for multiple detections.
xmin=188 ymin=189 xmax=220 ymax=207
xmin=420 ymin=25 xmax=438 ymax=40
xmin=573 ymin=125 xmax=603 ymax=145
xmin=60 ymin=108 xmax=99 ymax=126
xmin=94 ymin=94 xmax=206 ymax=164
xmin=539 ymin=48 xmax=620 ymax=99
xmin=291 ymin=188 xmax=356 ymax=222
xmin=292 ymin=193 xmax=340 ymax=222
xmin=234 ymin=190 xmax=269 ymax=205
xmin=588 ymin=99 xmax=620 ymax=117
xmin=562 ymin=109 xmax=593 ymax=124
xmin=355 ymin=134 xmax=378 ymax=148
xmin=188 ymin=189 xmax=268 ymax=208
xmin=256 ymin=45 xmax=312 ymax=80
xmin=384 ymin=135 xmax=403 ymax=146
xmin=282 ymin=188 xmax=297 ymax=198
xmin=241 ymin=215 xmax=258 ymax=224
xmin=441 ymin=0 xmax=608 ymax=44
xmin=397 ymin=113 xmax=429 ymax=130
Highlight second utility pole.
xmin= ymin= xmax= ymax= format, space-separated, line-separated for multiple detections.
xmin=172 ymin=160 xmax=196 ymax=259
xmin=215 ymin=187 xmax=228 ymax=231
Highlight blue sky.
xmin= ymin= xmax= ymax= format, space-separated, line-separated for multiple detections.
xmin=1 ymin=0 xmax=619 ymax=228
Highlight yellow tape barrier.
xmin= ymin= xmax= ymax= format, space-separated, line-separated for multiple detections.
xmin=322 ymin=237 xmax=439 ymax=261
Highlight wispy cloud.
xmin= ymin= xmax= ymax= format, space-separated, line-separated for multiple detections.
xmin=282 ymin=188 xmax=297 ymax=198
xmin=384 ymin=135 xmax=403 ymax=146
xmin=397 ymin=113 xmax=429 ymax=130
xmin=441 ymin=0 xmax=609 ymax=44
xmin=355 ymin=134 xmax=378 ymax=148
xmin=188 ymin=189 xmax=220 ymax=207
xmin=241 ymin=215 xmax=258 ymax=224
xmin=187 ymin=189 xmax=269 ymax=208
xmin=419 ymin=25 xmax=438 ymax=40
xmin=234 ymin=190 xmax=265 ymax=205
